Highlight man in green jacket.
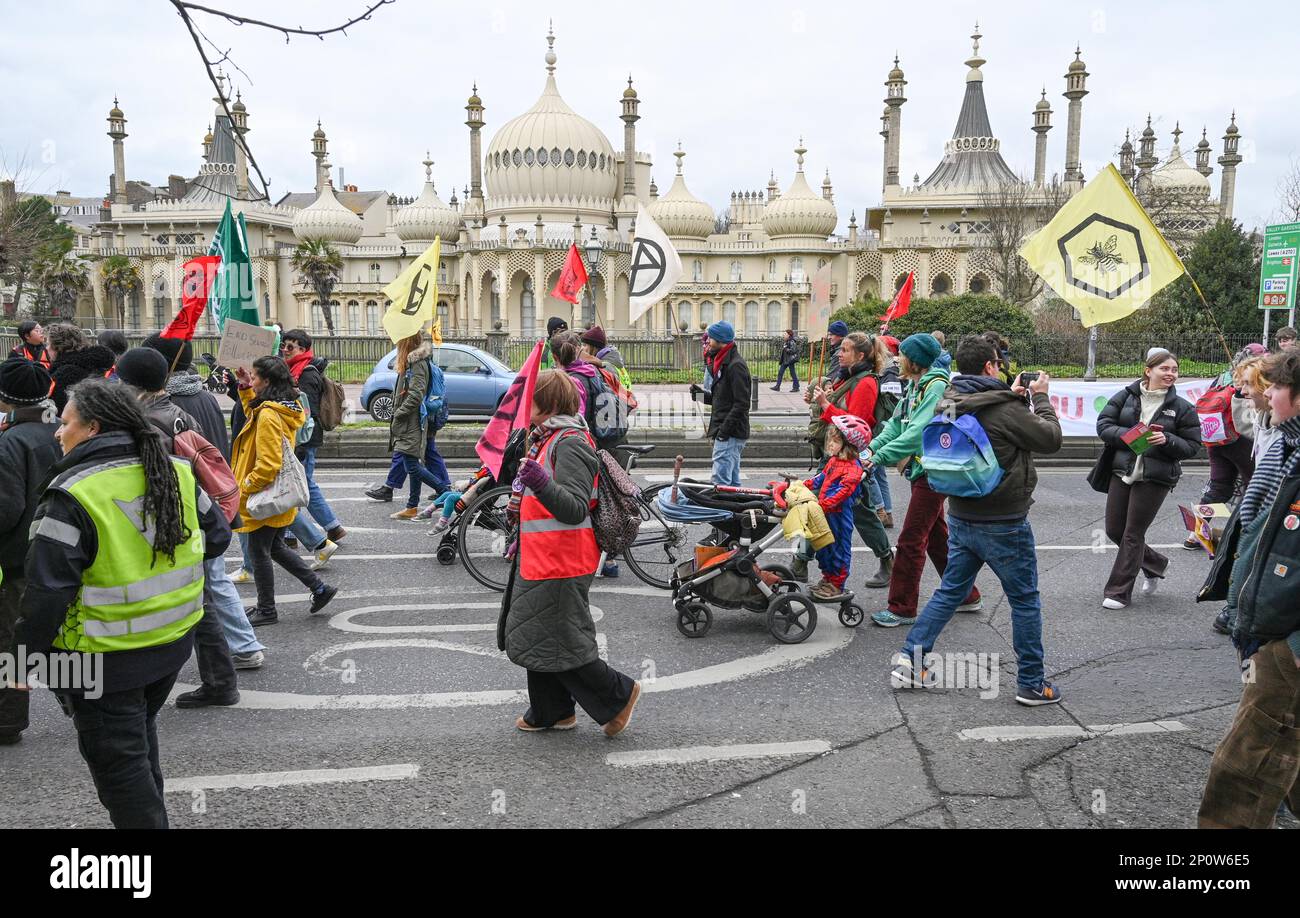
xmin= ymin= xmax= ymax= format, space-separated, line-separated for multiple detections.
xmin=860 ymin=334 xmax=980 ymax=627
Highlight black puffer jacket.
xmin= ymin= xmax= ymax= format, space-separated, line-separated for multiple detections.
xmin=49 ymin=345 xmax=115 ymax=413
xmin=1096 ymin=380 xmax=1202 ymax=488
xmin=701 ymin=345 xmax=752 ymax=441
xmin=0 ymin=406 xmax=60 ymax=576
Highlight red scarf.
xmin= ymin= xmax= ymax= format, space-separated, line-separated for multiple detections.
xmin=707 ymin=342 xmax=735 ymax=377
xmin=285 ymin=349 xmax=314 ymax=383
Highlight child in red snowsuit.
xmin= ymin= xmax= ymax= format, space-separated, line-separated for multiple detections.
xmin=803 ymin=423 xmax=867 ymax=598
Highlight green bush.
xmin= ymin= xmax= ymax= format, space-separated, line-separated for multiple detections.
xmin=831 ymin=293 xmax=1036 ymax=346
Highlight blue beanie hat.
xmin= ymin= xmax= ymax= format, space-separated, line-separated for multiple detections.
xmin=828 ymin=320 xmax=850 ymax=337
xmin=899 ymin=333 xmax=942 ymax=369
xmin=706 ymin=321 xmax=735 ymax=344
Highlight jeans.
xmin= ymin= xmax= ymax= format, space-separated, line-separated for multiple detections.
xmin=524 ymin=659 xmax=636 ymax=727
xmin=289 ymin=503 xmax=328 ymax=550
xmin=774 ymin=362 xmax=799 ymax=389
xmin=192 ymin=597 xmax=237 ymax=696
xmin=384 ymin=437 xmax=450 ymax=491
xmin=1103 ymin=477 xmax=1171 ymax=603
xmin=870 ymin=463 xmax=892 ymax=512
xmin=403 ymin=453 xmax=447 ymax=508
xmin=237 ymin=531 xmax=253 ymax=574
xmin=902 ymin=516 xmax=1045 ymax=690
xmin=204 ymin=557 xmax=263 ymax=655
xmin=300 ymin=447 xmax=340 ymax=531
xmin=889 ymin=477 xmax=980 ymax=618
xmin=58 ymin=671 xmax=180 ymax=829
xmin=247 ymin=524 xmax=324 ymax=614
xmin=711 ymin=436 xmax=747 ymax=487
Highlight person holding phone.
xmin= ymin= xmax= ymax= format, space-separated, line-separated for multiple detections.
xmin=1095 ymin=349 xmax=1202 ymax=609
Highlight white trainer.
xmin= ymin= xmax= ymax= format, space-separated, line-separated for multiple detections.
xmin=1101 ymin=597 xmax=1127 ymax=610
xmin=1141 ymin=574 xmax=1161 ymax=597
xmin=310 ymin=539 xmax=339 ymax=571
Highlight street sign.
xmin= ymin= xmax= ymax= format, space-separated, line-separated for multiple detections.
xmin=1258 ymin=222 xmax=1300 ymax=311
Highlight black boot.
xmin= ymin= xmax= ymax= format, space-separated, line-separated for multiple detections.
xmin=175 ymin=686 xmax=240 ymax=708
xmin=365 ymin=484 xmax=395 ymax=502
xmin=864 ymin=551 xmax=894 ymax=589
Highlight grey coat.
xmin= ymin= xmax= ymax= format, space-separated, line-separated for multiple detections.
xmin=496 ymin=419 xmax=601 ymax=672
xmin=388 ymin=341 xmax=433 ymax=456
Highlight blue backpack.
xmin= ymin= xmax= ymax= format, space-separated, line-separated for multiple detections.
xmin=407 ymin=359 xmax=450 ymax=430
xmin=921 ymin=412 xmax=1004 ymax=498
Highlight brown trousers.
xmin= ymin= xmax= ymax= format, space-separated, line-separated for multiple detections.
xmin=1104 ymin=477 xmax=1171 ymax=604
xmin=1198 ymin=640 xmax=1300 ymax=828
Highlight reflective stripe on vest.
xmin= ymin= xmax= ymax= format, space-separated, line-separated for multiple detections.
xmin=519 ymin=428 xmax=600 ymax=580
xmin=51 ymin=457 xmax=206 ymax=654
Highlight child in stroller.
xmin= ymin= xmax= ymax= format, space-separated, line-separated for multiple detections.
xmin=425 ymin=428 xmax=528 ymax=564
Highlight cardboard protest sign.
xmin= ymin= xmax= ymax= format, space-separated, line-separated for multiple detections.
xmin=216 ymin=319 xmax=279 ymax=370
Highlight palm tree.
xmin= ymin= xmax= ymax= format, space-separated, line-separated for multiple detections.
xmin=37 ymin=253 xmax=90 ymax=321
xmin=100 ymin=254 xmax=141 ymax=329
xmin=291 ymin=239 xmax=344 ymax=335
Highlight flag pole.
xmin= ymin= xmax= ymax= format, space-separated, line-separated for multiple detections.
xmin=1178 ymin=262 xmax=1234 ymax=361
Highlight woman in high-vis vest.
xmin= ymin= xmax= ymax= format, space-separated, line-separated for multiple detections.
xmin=497 ymin=370 xmax=641 ymax=736
xmin=17 ymin=378 xmax=231 ymax=829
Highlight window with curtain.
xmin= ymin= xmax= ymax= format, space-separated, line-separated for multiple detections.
xmin=437 ymin=300 xmax=450 ymax=330
xmin=699 ymin=301 xmax=714 ymax=327
xmin=692 ymin=259 xmax=703 ymax=282
xmin=366 ymin=300 xmax=380 ymax=333
xmin=678 ymin=301 xmax=692 ymax=330
xmin=790 ymin=258 xmax=805 ymax=284
xmin=311 ymin=302 xmax=323 ymax=333
xmin=347 ymin=300 xmax=360 ymax=334
xmin=744 ymin=301 xmax=759 ymax=335
xmin=729 ymin=261 xmax=742 ymax=282
xmin=369 ymin=263 xmax=381 ymax=283
xmin=722 ymin=301 xmax=736 ymax=326
xmin=152 ymin=295 xmax=167 ymax=329
xmin=790 ymin=301 xmax=800 ymax=330
xmin=767 ymin=301 xmax=781 ymax=332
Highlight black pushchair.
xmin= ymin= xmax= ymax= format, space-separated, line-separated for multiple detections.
xmin=433 ymin=428 xmax=527 ymax=565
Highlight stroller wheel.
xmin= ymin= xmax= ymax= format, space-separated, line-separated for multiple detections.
xmin=838 ymin=602 xmax=865 ymax=628
xmin=436 ymin=543 xmax=457 ymax=565
xmin=767 ymin=593 xmax=817 ymax=644
xmin=676 ymin=602 xmax=712 ymax=639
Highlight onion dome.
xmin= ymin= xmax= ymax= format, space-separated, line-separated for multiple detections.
xmin=292 ymin=179 xmax=363 ymax=244
xmin=623 ymin=76 xmax=638 ymax=99
xmin=647 ymin=145 xmax=715 ymax=241
xmin=231 ymin=91 xmax=246 ymax=114
xmin=888 ymin=56 xmax=905 ymax=82
xmin=109 ymin=97 xmax=124 ymax=120
xmin=395 ymin=155 xmax=461 ymax=242
xmin=312 ymin=122 xmax=326 ymax=140
xmin=468 ymin=83 xmax=482 ymax=107
xmin=1225 ymin=112 xmax=1240 ymax=136
xmin=762 ymin=141 xmax=838 ymax=240
xmin=1151 ymin=124 xmax=1211 ymax=197
xmin=1036 ymin=88 xmax=1052 ymax=112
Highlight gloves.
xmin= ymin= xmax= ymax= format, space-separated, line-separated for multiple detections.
xmin=517 ymin=458 xmax=551 ymax=492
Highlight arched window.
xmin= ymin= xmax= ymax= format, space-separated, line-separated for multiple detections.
xmin=677 ymin=301 xmax=692 ymax=330
xmin=790 ymin=257 xmax=805 ymax=283
xmin=699 ymin=301 xmax=714 ymax=327
xmin=766 ymin=301 xmax=782 ymax=333
xmin=366 ymin=300 xmax=380 ymax=333
xmin=521 ymin=277 xmax=535 ymax=336
xmin=438 ymin=262 xmax=448 ymax=285
xmin=369 ymin=262 xmax=381 ymax=283
xmin=311 ymin=302 xmax=323 ymax=333
xmin=730 ymin=260 xmax=742 ymax=282
xmin=722 ymin=301 xmax=736 ymax=326
xmin=895 ymin=273 xmax=910 ymax=292
xmin=790 ymin=301 xmax=800 ymax=330
xmin=692 ymin=259 xmax=703 ymax=282
xmin=744 ymin=301 xmax=759 ymax=335
xmin=768 ymin=259 xmax=776 ymax=277
xmin=127 ymin=288 xmax=142 ymax=329
xmin=931 ymin=273 xmax=952 ymax=296
xmin=437 ymin=300 xmax=450 ymax=330
xmin=581 ymin=287 xmax=595 ymax=327
xmin=152 ymin=293 xmax=167 ymax=329
xmin=490 ymin=277 xmax=501 ymax=324
xmin=817 ymin=257 xmax=828 ymax=271
xmin=969 ymin=274 xmax=989 ymax=294
xmin=347 ymin=299 xmax=360 ymax=334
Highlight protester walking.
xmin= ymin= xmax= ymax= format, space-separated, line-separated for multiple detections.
xmin=498 ymin=370 xmax=641 ymax=735
xmin=232 ymin=357 xmax=337 ymax=626
xmin=388 ymin=332 xmax=450 ymax=520
xmin=47 ymin=323 xmax=115 ymax=413
xmin=772 ymin=329 xmax=801 ymax=393
xmin=16 ymin=379 xmax=231 ymax=828
xmin=690 ymin=321 xmax=751 ymax=488
xmin=1198 ymin=350 xmax=1300 ymax=828
xmin=281 ymin=329 xmax=346 ymax=543
xmin=1095 ymin=348 xmax=1202 ymax=609
xmin=890 ymin=335 xmax=1064 ymax=706
xmin=10 ymin=320 xmax=52 ymax=369
xmin=861 ymin=333 xmax=982 ymax=627
xmin=539 ymin=316 xmax=570 ymax=370
xmin=793 ymin=415 xmax=868 ymax=598
xmin=0 ymin=357 xmax=60 ymax=744
xmin=579 ymin=325 xmax=627 ymax=380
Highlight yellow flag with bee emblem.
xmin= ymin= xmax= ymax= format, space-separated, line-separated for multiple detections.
xmin=1019 ymin=164 xmax=1185 ymax=327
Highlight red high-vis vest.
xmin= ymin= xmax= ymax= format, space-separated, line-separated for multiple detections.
xmin=519 ymin=428 xmax=601 ymax=581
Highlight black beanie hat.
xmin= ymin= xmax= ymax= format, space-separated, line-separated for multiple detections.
xmin=143 ymin=333 xmax=193 ymax=372
xmin=0 ymin=355 xmax=53 ymax=405
xmin=547 ymin=316 xmax=569 ymax=337
xmin=115 ymin=347 xmax=170 ymax=392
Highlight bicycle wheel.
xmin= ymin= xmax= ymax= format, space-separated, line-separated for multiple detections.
xmin=622 ymin=482 xmax=721 ymax=590
xmin=456 ymin=485 xmax=515 ymax=592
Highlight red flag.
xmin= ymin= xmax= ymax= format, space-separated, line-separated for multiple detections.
xmin=162 ymin=256 xmax=221 ymax=340
xmin=549 ymin=244 xmax=589 ymax=304
xmin=880 ymin=271 xmax=914 ymax=325
xmin=476 ymin=341 xmax=545 ymax=481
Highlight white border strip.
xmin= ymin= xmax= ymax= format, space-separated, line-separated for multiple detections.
xmin=165 ymin=763 xmax=420 ymax=793
xmin=957 ymin=720 xmax=1189 ymax=743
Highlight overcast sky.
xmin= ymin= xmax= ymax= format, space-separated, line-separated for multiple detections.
xmin=2 ymin=0 xmax=1296 ymax=233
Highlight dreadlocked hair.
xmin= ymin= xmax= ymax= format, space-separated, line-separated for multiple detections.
xmin=66 ymin=378 xmax=191 ymax=565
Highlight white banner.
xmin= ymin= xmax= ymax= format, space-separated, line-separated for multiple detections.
xmin=1044 ymin=378 xmax=1215 ymax=437
xmin=628 ymin=204 xmax=683 ymax=324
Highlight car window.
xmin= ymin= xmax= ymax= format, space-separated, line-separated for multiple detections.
xmin=440 ymin=350 xmax=486 ymax=375
xmin=480 ymin=352 xmax=510 ymax=375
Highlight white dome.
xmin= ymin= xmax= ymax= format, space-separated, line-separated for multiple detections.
xmin=648 ymin=147 xmax=714 ymax=240
xmin=292 ymin=181 xmax=363 ymax=244
xmin=763 ymin=144 xmax=837 ymax=240
xmin=483 ymin=31 xmax=618 ymax=217
xmin=1151 ymin=143 xmax=1211 ymax=198
xmin=395 ymin=160 xmax=461 ymax=242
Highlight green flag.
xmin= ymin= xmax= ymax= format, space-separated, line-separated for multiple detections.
xmin=209 ymin=200 xmax=261 ymax=330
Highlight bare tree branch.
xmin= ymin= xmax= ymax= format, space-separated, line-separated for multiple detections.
xmin=976 ymin=177 xmax=1068 ymax=307
xmin=1277 ymin=155 xmax=1300 ymax=224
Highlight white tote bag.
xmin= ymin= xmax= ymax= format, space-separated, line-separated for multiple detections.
xmin=246 ymin=435 xmax=310 ymax=520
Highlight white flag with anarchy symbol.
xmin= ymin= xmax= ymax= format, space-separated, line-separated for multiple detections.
xmin=628 ymin=204 xmax=684 ymax=324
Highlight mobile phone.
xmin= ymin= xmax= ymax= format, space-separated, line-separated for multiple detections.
xmin=1019 ymin=371 xmax=1040 ymax=385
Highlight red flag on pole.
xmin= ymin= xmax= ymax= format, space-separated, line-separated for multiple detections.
xmin=476 ymin=341 xmax=545 ymax=481
xmin=162 ymin=255 xmax=221 ymax=340
xmin=550 ymin=244 xmax=589 ymax=304
xmin=879 ymin=271 xmax=914 ymax=326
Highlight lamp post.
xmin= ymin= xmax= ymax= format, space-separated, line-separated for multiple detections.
xmin=582 ymin=226 xmax=604 ymax=327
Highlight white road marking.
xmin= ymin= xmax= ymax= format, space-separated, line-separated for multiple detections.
xmin=165 ymin=764 xmax=420 ymax=793
xmin=328 ymin=602 xmax=603 ymax=633
xmin=606 ymin=740 xmax=831 ymax=768
xmin=303 ymin=639 xmax=506 ymax=674
xmin=957 ymin=720 xmax=1190 ymax=743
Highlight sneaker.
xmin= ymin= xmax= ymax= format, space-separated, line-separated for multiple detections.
xmin=175 ymin=686 xmax=240 ymax=708
xmin=889 ymin=652 xmax=935 ymax=689
xmin=956 ymin=598 xmax=984 ymax=613
xmin=415 ymin=503 xmax=438 ymax=521
xmin=365 ymin=485 xmax=395 ymax=502
xmin=877 ymin=509 xmax=894 ymax=529
xmin=310 ymin=539 xmax=339 ymax=571
xmin=790 ymin=556 xmax=809 ymax=583
xmin=230 ymin=569 xmax=253 ymax=584
xmin=429 ymin=516 xmax=452 ymax=533
xmin=232 ymin=650 xmax=265 ymax=670
xmin=327 ymin=526 xmax=347 ymax=542
xmin=246 ymin=608 xmax=278 ymax=627
xmin=1101 ymin=598 xmax=1128 ymax=610
xmin=1016 ymin=681 xmax=1063 ymax=706
xmin=1212 ymin=608 xmax=1233 ymax=635
xmin=1141 ymin=574 xmax=1161 ymax=596
xmin=600 ymin=562 xmax=620 ymax=578
xmin=390 ymin=507 xmax=420 ymax=521
xmin=515 ymin=714 xmax=577 ymax=732
xmin=1183 ymin=535 xmax=1202 ymax=551
xmin=310 ymin=584 xmax=338 ymax=615
xmin=603 ymin=681 xmax=642 ymax=737
xmin=871 ymin=609 xmax=914 ymax=628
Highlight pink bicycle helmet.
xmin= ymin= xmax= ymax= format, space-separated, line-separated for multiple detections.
xmin=830 ymin=413 xmax=872 ymax=451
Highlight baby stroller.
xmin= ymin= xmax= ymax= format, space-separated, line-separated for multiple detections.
xmin=659 ymin=479 xmax=864 ymax=643
xmin=431 ymin=428 xmax=528 ymax=565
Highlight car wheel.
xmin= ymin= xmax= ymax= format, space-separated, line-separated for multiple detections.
xmin=367 ymin=390 xmax=395 ymax=422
